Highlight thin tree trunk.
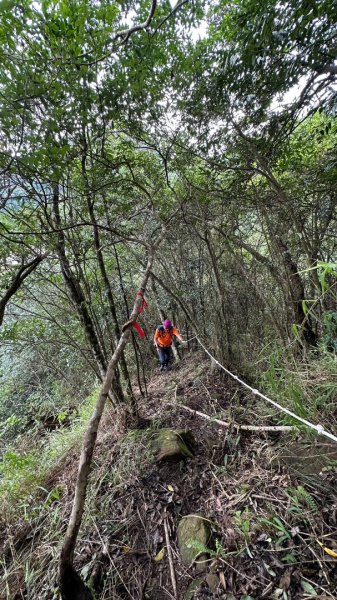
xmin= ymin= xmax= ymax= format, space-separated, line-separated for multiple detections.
xmin=80 ymin=138 xmax=125 ymax=400
xmin=59 ymin=242 xmax=160 ymax=600
xmin=257 ymin=203 xmax=317 ymax=347
xmin=86 ymin=195 xmax=132 ymax=400
xmin=276 ymin=237 xmax=317 ymax=347
xmin=231 ymin=121 xmax=321 ymax=345
xmin=131 ymin=331 xmax=145 ymax=398
xmin=52 ymin=185 xmax=108 ymax=379
xmin=203 ymin=232 xmax=233 ymax=363
xmin=113 ymin=244 xmax=140 ymax=415
xmin=100 ymin=195 xmax=136 ymax=396
xmin=134 ymin=253 xmax=197 ymax=330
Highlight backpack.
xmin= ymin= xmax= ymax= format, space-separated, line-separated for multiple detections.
xmin=157 ymin=325 xmax=164 ymax=338
xmin=157 ymin=324 xmax=173 ymax=337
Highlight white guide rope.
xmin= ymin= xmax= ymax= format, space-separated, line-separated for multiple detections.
xmin=195 ymin=336 xmax=337 ymax=445
xmin=183 ymin=335 xmax=198 ymax=343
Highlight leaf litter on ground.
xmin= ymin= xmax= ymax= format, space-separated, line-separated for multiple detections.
xmin=1 ymin=352 xmax=337 ymax=599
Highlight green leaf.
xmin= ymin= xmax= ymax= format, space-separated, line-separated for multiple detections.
xmin=300 ymin=580 xmax=317 ymax=596
xmin=80 ymin=564 xmax=91 ymax=580
xmin=281 ymin=553 xmax=296 ymax=564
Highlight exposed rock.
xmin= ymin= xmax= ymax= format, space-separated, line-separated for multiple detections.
xmin=177 ymin=515 xmax=211 ymax=573
xmin=206 ymin=573 xmax=219 ymax=592
xmin=277 ymin=442 xmax=337 ymax=477
xmin=151 ymin=428 xmax=195 ymax=463
xmin=184 ymin=577 xmax=204 ymax=599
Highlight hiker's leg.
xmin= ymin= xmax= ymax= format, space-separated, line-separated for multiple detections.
xmin=164 ymin=347 xmax=171 ymax=367
xmin=157 ymin=347 xmax=166 ymax=369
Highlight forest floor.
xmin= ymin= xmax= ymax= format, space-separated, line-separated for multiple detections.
xmin=2 ymin=351 xmax=337 ymax=600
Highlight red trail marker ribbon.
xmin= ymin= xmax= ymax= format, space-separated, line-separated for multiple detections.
xmin=133 ymin=291 xmax=148 ymax=337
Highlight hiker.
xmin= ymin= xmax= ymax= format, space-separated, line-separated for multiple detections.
xmin=154 ymin=319 xmax=185 ymax=371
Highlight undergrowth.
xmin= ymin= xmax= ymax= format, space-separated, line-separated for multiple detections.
xmin=258 ymin=346 xmax=337 ymax=432
xmin=0 ymin=406 xmax=159 ymax=600
xmin=1 ymin=354 xmax=337 ymax=600
xmin=0 ymin=388 xmax=99 ymax=520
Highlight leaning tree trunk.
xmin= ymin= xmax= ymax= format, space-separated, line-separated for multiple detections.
xmin=233 ymin=125 xmax=319 ymax=348
xmin=59 ymin=240 xmax=161 ymax=600
xmin=255 ymin=160 xmax=317 ymax=347
xmin=80 ymin=137 xmax=132 ymax=398
xmin=52 ymin=186 xmax=107 ymax=377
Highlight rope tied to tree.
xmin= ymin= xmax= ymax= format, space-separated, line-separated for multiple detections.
xmin=196 ymin=336 xmax=337 ymax=445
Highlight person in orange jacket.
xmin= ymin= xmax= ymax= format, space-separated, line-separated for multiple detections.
xmin=154 ymin=319 xmax=185 ymax=371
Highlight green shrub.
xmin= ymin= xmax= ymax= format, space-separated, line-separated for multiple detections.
xmin=0 ymin=388 xmax=99 ymax=519
xmin=259 ymin=347 xmax=337 ymax=431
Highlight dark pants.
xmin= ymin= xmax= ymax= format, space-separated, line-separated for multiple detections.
xmin=157 ymin=345 xmax=171 ymax=367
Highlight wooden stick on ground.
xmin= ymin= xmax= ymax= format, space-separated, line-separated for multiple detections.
xmin=168 ymin=401 xmax=295 ymax=433
xmin=163 ymin=515 xmax=178 ymax=600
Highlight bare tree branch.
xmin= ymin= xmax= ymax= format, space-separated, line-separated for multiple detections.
xmin=111 ymin=0 xmax=157 ymax=44
xmin=0 ymin=254 xmax=47 ymax=326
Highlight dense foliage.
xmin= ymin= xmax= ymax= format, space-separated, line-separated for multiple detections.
xmin=1 ymin=0 xmax=336 ymax=436
xmin=0 ymin=1 xmax=336 ymax=596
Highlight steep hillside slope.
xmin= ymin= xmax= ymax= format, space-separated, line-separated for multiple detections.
xmin=2 ymin=353 xmax=337 ymax=600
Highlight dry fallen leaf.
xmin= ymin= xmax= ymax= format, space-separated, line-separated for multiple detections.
xmin=316 ymin=539 xmax=337 ymax=558
xmin=219 ymin=571 xmax=226 ymax=590
xmin=279 ymin=570 xmax=291 ymax=590
xmin=154 ymin=547 xmax=165 ymax=562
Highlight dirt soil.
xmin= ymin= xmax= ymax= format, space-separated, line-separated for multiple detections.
xmin=2 ymin=352 xmax=337 ymax=600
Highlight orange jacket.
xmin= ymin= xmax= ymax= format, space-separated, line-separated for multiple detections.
xmin=154 ymin=326 xmax=182 ymax=347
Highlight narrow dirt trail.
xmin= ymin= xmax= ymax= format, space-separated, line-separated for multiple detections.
xmin=124 ymin=353 xmax=337 ymax=599
xmin=2 ymin=352 xmax=337 ymax=600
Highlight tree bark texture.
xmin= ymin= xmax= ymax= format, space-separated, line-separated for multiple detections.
xmin=87 ymin=196 xmax=132 ymax=398
xmin=276 ymin=238 xmax=317 ymax=346
xmin=52 ymin=185 xmax=109 ymax=379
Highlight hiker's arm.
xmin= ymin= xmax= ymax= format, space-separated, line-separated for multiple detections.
xmin=173 ymin=327 xmax=183 ymax=342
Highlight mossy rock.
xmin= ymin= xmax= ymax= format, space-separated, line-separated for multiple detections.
xmin=205 ymin=573 xmax=219 ymax=592
xmin=177 ymin=515 xmax=211 ymax=573
xmin=151 ymin=429 xmax=195 ymax=463
xmin=184 ymin=577 xmax=205 ymax=599
xmin=277 ymin=442 xmax=337 ymax=476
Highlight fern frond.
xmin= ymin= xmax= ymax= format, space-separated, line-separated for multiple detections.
xmin=297 ymin=485 xmax=318 ymax=513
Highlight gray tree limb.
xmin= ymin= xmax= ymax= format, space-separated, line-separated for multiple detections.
xmin=59 ymin=230 xmax=165 ymax=600
xmin=0 ymin=254 xmax=46 ymax=326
